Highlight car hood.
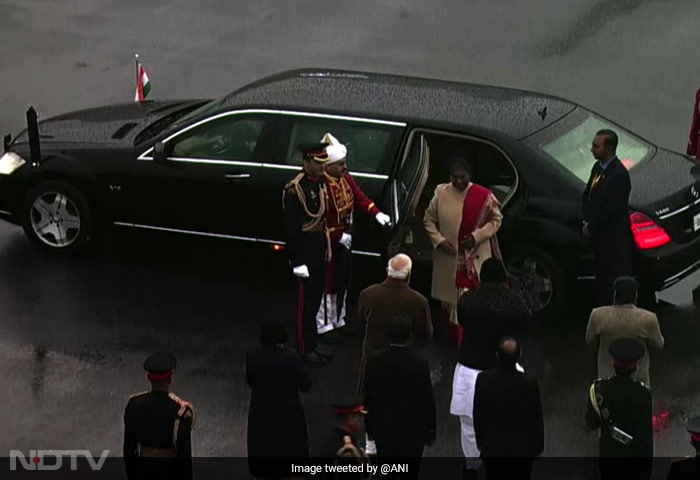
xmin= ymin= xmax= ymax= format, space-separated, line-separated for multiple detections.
xmin=11 ymin=100 xmax=208 ymax=147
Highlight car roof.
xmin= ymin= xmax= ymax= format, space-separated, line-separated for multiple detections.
xmin=219 ymin=68 xmax=578 ymax=139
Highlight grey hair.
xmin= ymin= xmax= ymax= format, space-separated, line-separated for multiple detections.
xmin=387 ymin=253 xmax=413 ymax=279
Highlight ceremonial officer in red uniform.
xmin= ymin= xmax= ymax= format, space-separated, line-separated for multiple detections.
xmin=687 ymin=88 xmax=700 ymax=159
xmin=316 ymin=132 xmax=391 ymax=337
xmin=123 ymin=352 xmax=196 ymax=480
xmin=283 ymin=142 xmax=335 ymax=365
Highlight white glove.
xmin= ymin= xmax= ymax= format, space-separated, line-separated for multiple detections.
xmin=375 ymin=212 xmax=391 ymax=227
xmin=292 ymin=265 xmax=310 ymax=278
xmin=339 ymin=233 xmax=352 ymax=250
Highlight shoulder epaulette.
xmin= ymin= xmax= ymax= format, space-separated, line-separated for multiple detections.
xmin=129 ymin=391 xmax=149 ymax=401
xmin=169 ymin=393 xmax=197 ymax=426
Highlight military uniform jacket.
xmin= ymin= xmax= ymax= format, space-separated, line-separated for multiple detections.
xmin=586 ymin=376 xmax=652 ymax=459
xmin=323 ymin=172 xmax=380 ymax=242
xmin=283 ymin=172 xmax=327 ymax=267
xmin=123 ymin=390 xmax=196 ymax=480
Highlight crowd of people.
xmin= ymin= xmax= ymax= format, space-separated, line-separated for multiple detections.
xmin=120 ymin=121 xmax=700 ymax=480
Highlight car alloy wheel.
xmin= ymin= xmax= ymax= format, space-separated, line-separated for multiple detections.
xmin=30 ymin=191 xmax=82 ymax=247
xmin=506 ymin=257 xmax=554 ymax=312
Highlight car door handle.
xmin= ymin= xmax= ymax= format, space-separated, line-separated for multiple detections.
xmin=224 ymin=173 xmax=251 ymax=180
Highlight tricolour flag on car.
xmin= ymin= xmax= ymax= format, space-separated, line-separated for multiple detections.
xmin=134 ymin=61 xmax=151 ymax=102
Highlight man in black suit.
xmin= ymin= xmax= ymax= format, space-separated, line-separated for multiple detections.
xmin=364 ymin=315 xmax=437 ymax=480
xmin=582 ymin=129 xmax=634 ymax=306
xmin=473 ymin=337 xmax=544 ymax=480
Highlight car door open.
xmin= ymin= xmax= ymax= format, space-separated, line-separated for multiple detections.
xmin=385 ymin=133 xmax=430 ymax=258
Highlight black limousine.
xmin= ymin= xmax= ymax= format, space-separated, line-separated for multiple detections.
xmin=1 ymin=69 xmax=699 ymax=318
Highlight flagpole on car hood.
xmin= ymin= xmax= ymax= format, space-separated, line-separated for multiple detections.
xmin=26 ymin=106 xmax=41 ymax=166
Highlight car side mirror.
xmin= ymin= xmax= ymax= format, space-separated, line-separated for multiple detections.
xmin=153 ymin=141 xmax=168 ymax=163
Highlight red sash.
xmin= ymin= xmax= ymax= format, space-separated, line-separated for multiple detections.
xmin=455 ymin=184 xmax=501 ymax=290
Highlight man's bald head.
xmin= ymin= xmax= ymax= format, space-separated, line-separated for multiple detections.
xmin=387 ymin=254 xmax=412 ymax=280
xmin=497 ymin=336 xmax=521 ymax=367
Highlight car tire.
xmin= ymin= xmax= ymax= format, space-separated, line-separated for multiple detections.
xmin=21 ymin=180 xmax=94 ymax=256
xmin=504 ymin=246 xmax=567 ymax=322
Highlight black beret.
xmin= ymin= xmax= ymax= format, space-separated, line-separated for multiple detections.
xmin=143 ymin=351 xmax=176 ymax=374
xmin=608 ymin=338 xmax=645 ymax=362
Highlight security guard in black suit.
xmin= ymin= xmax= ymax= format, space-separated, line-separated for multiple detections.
xmin=123 ymin=352 xmax=196 ymax=480
xmin=586 ymin=338 xmax=652 ymax=480
xmin=283 ymin=142 xmax=335 ymax=365
xmin=666 ymin=417 xmax=700 ymax=479
xmin=582 ymin=129 xmax=635 ymax=306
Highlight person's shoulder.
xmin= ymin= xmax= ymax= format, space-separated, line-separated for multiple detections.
xmin=406 ymin=285 xmax=429 ymax=301
xmin=476 ymin=369 xmax=500 ymax=382
xmin=631 ymin=379 xmax=651 ymax=394
xmin=591 ymin=377 xmax=609 ymax=389
xmin=590 ymin=305 xmax=614 ymax=319
xmin=125 ymin=391 xmax=149 ymax=409
xmin=168 ymin=393 xmax=197 ymax=424
xmin=434 ymin=183 xmax=451 ymax=194
xmin=343 ymin=172 xmax=358 ymax=184
xmin=635 ymin=307 xmax=659 ymax=321
xmin=359 ymin=282 xmax=382 ymax=298
xmin=469 ymin=182 xmax=491 ymax=195
xmin=284 ymin=172 xmax=305 ymax=190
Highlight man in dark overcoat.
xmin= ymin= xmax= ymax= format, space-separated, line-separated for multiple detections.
xmin=356 ymin=253 xmax=432 ymax=394
xmin=582 ymin=129 xmax=635 ymax=306
xmin=450 ymin=258 xmax=532 ymax=479
xmin=246 ymin=323 xmax=311 ymax=479
xmin=473 ymin=336 xmax=544 ymax=480
xmin=364 ymin=315 xmax=436 ymax=480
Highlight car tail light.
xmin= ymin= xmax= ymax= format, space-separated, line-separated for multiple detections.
xmin=630 ymin=212 xmax=671 ymax=249
xmin=271 ymin=243 xmax=284 ymax=251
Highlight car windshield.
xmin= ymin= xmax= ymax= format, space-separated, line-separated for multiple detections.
xmin=169 ymin=97 xmax=229 ymax=130
xmin=528 ymin=108 xmax=654 ymax=183
xmin=133 ymin=102 xmax=210 ymax=145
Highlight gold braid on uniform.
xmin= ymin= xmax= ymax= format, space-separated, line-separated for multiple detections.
xmin=325 ymin=175 xmax=355 ymax=232
xmin=169 ymin=393 xmax=196 ymax=451
xmin=283 ymin=173 xmax=327 ymax=232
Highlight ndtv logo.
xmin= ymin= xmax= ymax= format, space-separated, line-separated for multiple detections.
xmin=9 ymin=450 xmax=109 ymax=471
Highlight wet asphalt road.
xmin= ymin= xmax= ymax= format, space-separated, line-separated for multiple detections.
xmin=1 ymin=220 xmax=700 ymax=467
xmin=2 ymin=0 xmax=700 ymax=477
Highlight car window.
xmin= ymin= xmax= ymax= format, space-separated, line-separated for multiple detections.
xmin=534 ymin=111 xmax=652 ymax=183
xmin=283 ymin=117 xmax=402 ymax=174
xmin=395 ymin=134 xmax=429 ymax=218
xmin=170 ymin=116 xmax=266 ymax=161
